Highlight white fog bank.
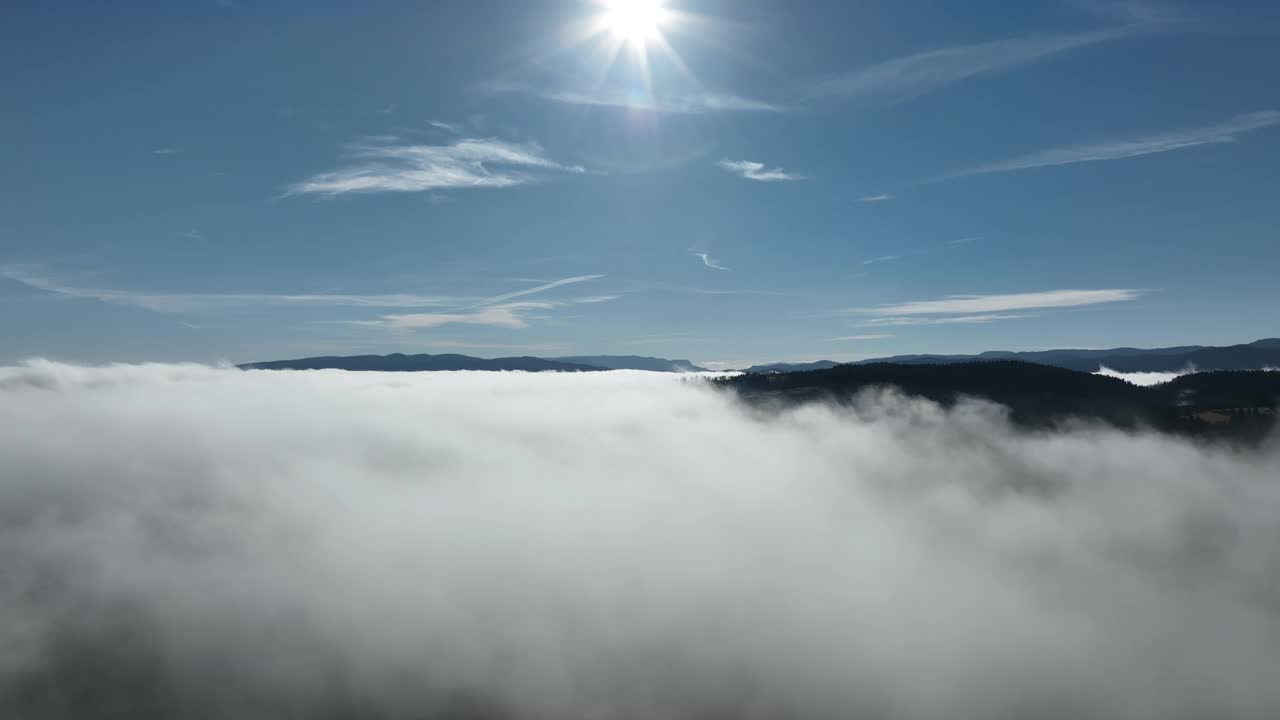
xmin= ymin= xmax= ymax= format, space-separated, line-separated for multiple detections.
xmin=1092 ymin=365 xmax=1196 ymax=385
xmin=2 ymin=361 xmax=1279 ymax=720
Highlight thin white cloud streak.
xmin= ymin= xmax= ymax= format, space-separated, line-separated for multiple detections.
xmin=428 ymin=120 xmax=461 ymax=134
xmin=372 ymin=302 xmax=557 ymax=330
xmin=694 ymin=253 xmax=729 ymax=271
xmin=285 ymin=138 xmax=585 ymax=197
xmin=857 ymin=313 xmax=1035 ymax=327
xmin=716 ymin=159 xmax=805 ymax=182
xmin=2 ymin=364 xmax=1280 ymax=718
xmin=0 ymin=265 xmax=465 ymax=313
xmin=862 ymin=255 xmax=900 ymax=265
xmin=151 ymin=147 xmax=182 ymax=155
xmin=1 ymin=267 xmax=606 ymax=319
xmin=809 ymin=26 xmax=1137 ymax=102
xmin=945 ymin=110 xmax=1280 ymax=179
xmin=479 ymin=274 xmax=604 ymax=306
xmin=484 ymin=82 xmax=783 ymax=114
xmin=827 ymin=334 xmax=893 ymax=341
xmin=857 ymin=193 xmax=894 ymax=202
xmin=356 ymin=284 xmax=615 ymax=332
xmin=860 ymin=289 xmax=1141 ymax=316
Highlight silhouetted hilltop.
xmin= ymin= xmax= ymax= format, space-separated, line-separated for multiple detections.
xmin=740 ymin=360 xmax=842 ymax=373
xmin=715 ymin=362 xmax=1280 ymax=440
xmin=239 ymin=353 xmax=603 ymax=372
xmin=870 ymin=338 xmax=1280 ymax=372
xmin=237 ymin=339 xmax=1280 ymax=377
xmin=739 ymin=338 xmax=1280 ymax=374
xmin=1054 ymin=340 xmax=1280 ymax=372
xmin=552 ymin=355 xmax=709 ymax=372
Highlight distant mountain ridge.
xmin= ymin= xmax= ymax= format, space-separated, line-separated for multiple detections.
xmin=552 ymin=355 xmax=709 ymax=372
xmin=238 ymin=353 xmax=604 ymax=373
xmin=741 ymin=360 xmax=842 ymax=374
xmin=237 ymin=340 xmax=1280 ymax=375
xmin=741 ymin=339 xmax=1280 ymax=374
xmin=238 ymin=353 xmax=707 ymax=373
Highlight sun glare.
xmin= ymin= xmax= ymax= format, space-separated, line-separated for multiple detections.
xmin=601 ymin=0 xmax=668 ymax=47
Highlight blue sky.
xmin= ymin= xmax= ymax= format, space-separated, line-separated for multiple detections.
xmin=2 ymin=0 xmax=1278 ymax=368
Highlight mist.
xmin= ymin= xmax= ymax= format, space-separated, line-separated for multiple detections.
xmin=2 ymin=361 xmax=1279 ymax=720
xmin=1093 ymin=365 xmax=1194 ymax=385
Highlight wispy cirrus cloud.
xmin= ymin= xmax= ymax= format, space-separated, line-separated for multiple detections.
xmin=1 ymin=266 xmax=607 ymax=325
xmin=357 ymin=294 xmax=615 ymax=332
xmin=341 ymin=276 xmax=613 ymax=332
xmin=856 ymin=289 xmax=1141 ymax=316
xmin=479 ymin=275 xmax=604 ymax=305
xmin=362 ymin=302 xmax=555 ymax=330
xmin=855 ymin=314 xmax=1035 ymax=327
xmin=484 ymin=82 xmax=783 ymax=114
xmin=808 ymin=26 xmax=1138 ymax=103
xmin=716 ymin=159 xmax=805 ymax=182
xmin=694 ymin=253 xmax=729 ymax=271
xmin=942 ymin=110 xmax=1280 ymax=179
xmin=827 ymin=334 xmax=893 ymax=341
xmin=0 ymin=265 xmax=466 ymax=312
xmin=285 ymin=138 xmax=585 ymax=197
xmin=428 ymin=120 xmax=462 ymax=134
xmin=857 ymin=193 xmax=894 ymax=202
xmin=152 ymin=147 xmax=183 ymax=155
xmin=862 ymin=255 xmax=900 ymax=265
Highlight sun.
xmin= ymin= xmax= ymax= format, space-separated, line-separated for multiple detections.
xmin=599 ymin=0 xmax=669 ymax=47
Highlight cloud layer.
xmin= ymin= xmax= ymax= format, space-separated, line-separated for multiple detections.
xmin=694 ymin=252 xmax=729 ymax=271
xmin=717 ymin=159 xmax=805 ymax=182
xmin=1094 ymin=365 xmax=1196 ymax=386
xmin=809 ymin=27 xmax=1136 ymax=103
xmin=286 ymin=138 xmax=585 ymax=196
xmin=946 ymin=110 xmax=1280 ymax=179
xmin=2 ymin=364 xmax=1280 ymax=719
xmin=491 ymin=85 xmax=783 ymax=115
xmin=860 ymin=288 xmax=1140 ymax=316
xmin=2 ymin=267 xmax=607 ymax=331
xmin=0 ymin=264 xmax=463 ymax=312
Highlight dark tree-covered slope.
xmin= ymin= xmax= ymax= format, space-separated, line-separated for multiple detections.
xmin=714 ymin=362 xmax=1280 ymax=440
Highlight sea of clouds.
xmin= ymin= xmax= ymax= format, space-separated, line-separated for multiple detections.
xmin=2 ymin=361 xmax=1279 ymax=719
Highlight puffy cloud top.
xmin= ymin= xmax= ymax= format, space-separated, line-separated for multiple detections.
xmin=1 ymin=362 xmax=1279 ymax=719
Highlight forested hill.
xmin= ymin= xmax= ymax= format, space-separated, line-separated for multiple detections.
xmin=713 ymin=362 xmax=1280 ymax=440
xmin=852 ymin=338 xmax=1280 ymax=373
